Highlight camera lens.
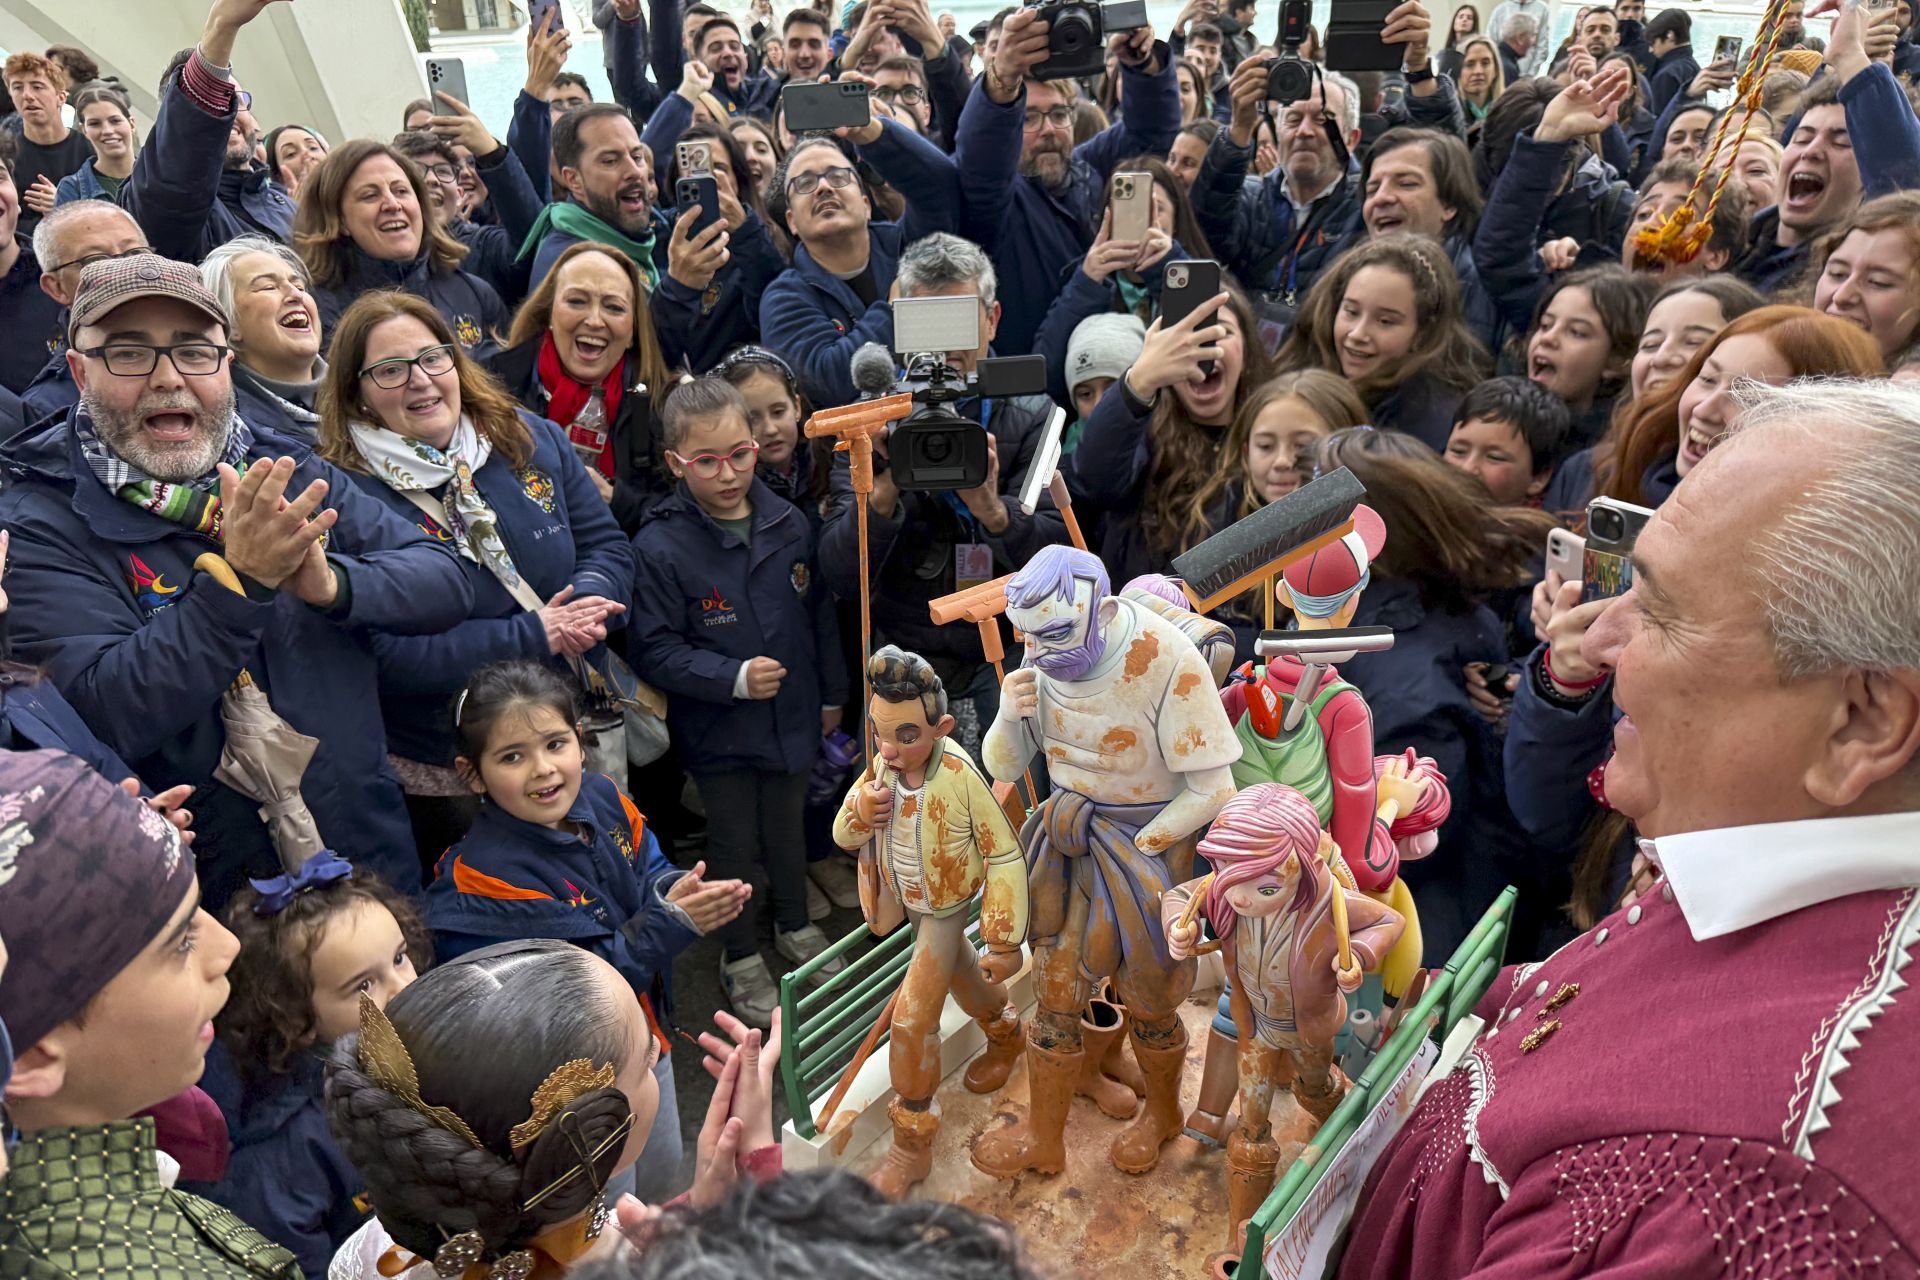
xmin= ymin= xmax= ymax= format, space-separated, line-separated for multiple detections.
xmin=1591 ymin=509 xmax=1624 ymax=541
xmin=921 ymin=431 xmax=954 ymax=464
xmin=1052 ymin=5 xmax=1096 ymax=52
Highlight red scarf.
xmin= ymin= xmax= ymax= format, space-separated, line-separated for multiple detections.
xmin=536 ymin=334 xmax=626 ymax=479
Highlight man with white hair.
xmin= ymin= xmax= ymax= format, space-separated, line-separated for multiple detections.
xmin=1495 ymin=9 xmax=1538 ymax=84
xmin=1338 ymin=378 xmax=1920 ymax=1276
xmin=1490 ymin=0 xmax=1549 ymax=74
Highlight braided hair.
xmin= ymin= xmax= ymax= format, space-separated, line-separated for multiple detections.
xmin=324 ymin=940 xmax=644 ymax=1259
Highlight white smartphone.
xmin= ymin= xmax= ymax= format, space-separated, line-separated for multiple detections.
xmin=1110 ymin=170 xmax=1152 ymax=243
xmin=677 ymin=140 xmax=714 ymax=176
xmin=1545 ymin=527 xmax=1586 ymax=585
xmin=425 ymin=57 xmax=470 ymax=113
xmin=1019 ymin=406 xmax=1068 ymax=515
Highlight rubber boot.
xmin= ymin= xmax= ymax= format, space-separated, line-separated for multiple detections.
xmin=971 ymin=1031 xmax=1080 ymax=1179
xmin=1292 ymin=1066 xmax=1346 ymax=1128
xmin=869 ymin=1099 xmax=940 ymax=1200
xmin=963 ymin=1005 xmax=1023 ymax=1095
xmin=1109 ymin=1026 xmax=1189 ymax=1175
xmin=1096 ymin=978 xmax=1147 ymax=1097
xmin=1074 ymin=997 xmax=1139 ymax=1119
xmin=1225 ymin=1131 xmax=1283 ymax=1254
xmin=1183 ymin=1026 xmax=1241 ymax=1148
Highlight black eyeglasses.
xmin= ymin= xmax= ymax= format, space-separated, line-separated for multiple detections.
xmin=237 ymin=89 xmax=253 ymax=110
xmin=876 ymin=84 xmax=926 ymax=105
xmin=1023 ymin=106 xmax=1075 ymax=130
xmin=360 ymin=344 xmax=456 ymax=389
xmin=77 ymin=342 xmax=231 ymax=378
xmin=46 ymin=244 xmax=154 ymax=275
xmin=423 ymin=163 xmax=460 ymax=184
xmin=786 ymin=165 xmax=858 ymax=197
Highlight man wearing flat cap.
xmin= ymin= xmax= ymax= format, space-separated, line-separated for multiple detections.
xmin=0 ymin=750 xmax=299 ymax=1279
xmin=0 ymin=255 xmax=474 ymax=906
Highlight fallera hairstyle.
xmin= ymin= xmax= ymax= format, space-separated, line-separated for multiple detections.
xmin=1636 ymin=158 xmax=1749 ymax=264
xmin=1186 ymin=369 xmax=1370 ymax=545
xmin=1141 ymin=284 xmax=1276 ymax=562
xmin=316 ymin=290 xmax=531 ymax=471
xmin=219 ymin=869 xmax=431 ymax=1081
xmin=507 ymin=241 xmax=672 ymax=408
xmin=1111 ymin=154 xmax=1213 ymax=260
xmin=660 ymin=375 xmax=751 ymax=452
xmin=1457 ymin=36 xmax=1507 ymax=108
xmin=1810 ymin=191 xmax=1920 ymax=362
xmin=1597 ymin=305 xmax=1884 ymax=506
xmin=554 ymin=103 xmax=638 ymax=173
xmin=1197 ymin=783 xmax=1325 ymax=940
xmin=324 ymin=940 xmax=642 ymax=1261
xmin=1450 ymin=375 xmax=1573 ymax=476
xmin=3 ymin=52 xmax=68 ymax=96
xmin=263 ymin=124 xmax=325 ymax=185
xmin=1374 ymin=754 xmax=1451 ymax=837
xmin=1524 ymin=266 xmax=1655 ymax=408
xmin=1275 ymin=234 xmax=1490 ymax=405
xmin=868 ymin=645 xmax=949 ymax=722
xmin=1314 ymin=428 xmax=1558 ymax=613
xmin=574 ymin=1166 xmax=1043 ymax=1280
xmin=1361 ymin=127 xmax=1484 ymax=241
xmin=293 ymin=139 xmax=470 ymax=288
xmin=1006 ymin=544 xmax=1110 ymax=612
xmin=452 ymin=660 xmax=583 ymax=766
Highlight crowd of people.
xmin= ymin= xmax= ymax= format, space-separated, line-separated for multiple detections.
xmin=1 ymin=0 xmax=1919 ymax=1274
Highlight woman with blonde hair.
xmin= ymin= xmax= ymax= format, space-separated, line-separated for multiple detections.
xmin=316 ymin=290 xmax=633 ymax=865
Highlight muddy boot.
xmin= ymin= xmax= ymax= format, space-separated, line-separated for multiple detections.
xmin=1183 ymin=1026 xmax=1241 ymax=1148
xmin=1292 ymin=1066 xmax=1346 ymax=1128
xmin=1110 ymin=1026 xmax=1189 ymax=1175
xmin=971 ymin=1030 xmax=1079 ymax=1179
xmin=869 ymin=1098 xmax=940 ymax=1200
xmin=1225 ymin=1131 xmax=1283 ymax=1253
xmin=963 ymin=1005 xmax=1023 ymax=1095
xmin=1096 ymin=979 xmax=1146 ymax=1097
xmin=1074 ymin=996 xmax=1139 ymax=1119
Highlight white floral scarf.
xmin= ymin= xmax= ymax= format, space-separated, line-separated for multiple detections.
xmin=349 ymin=415 xmax=525 ymax=588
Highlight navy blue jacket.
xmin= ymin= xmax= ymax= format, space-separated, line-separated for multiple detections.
xmin=1645 ymin=44 xmax=1699 ymax=114
xmin=647 ymin=0 xmax=780 ymax=116
xmin=195 ymin=1046 xmax=364 ymax=1280
xmin=0 ymin=238 xmax=63 ymax=398
xmin=17 ymin=347 xmax=77 ymax=431
xmin=1065 ymin=375 xmax=1208 ymax=586
xmin=818 ymin=392 xmax=1068 ymax=665
xmin=0 ymin=664 xmax=137 ymax=782
xmin=1370 ymin=374 xmax=1466 ymax=454
xmin=759 ymin=120 xmax=964 ymax=408
xmin=1541 ymin=444 xmax=1680 ymax=522
xmin=506 ymin=88 xmax=558 ymax=205
xmin=1473 ymin=132 xmax=1635 ymax=338
xmin=953 ymin=52 xmax=1183 ymax=355
xmin=230 ymin=365 xmax=322 ymax=452
xmin=628 ymin=478 xmax=845 ymax=776
xmin=1031 ymin=245 xmax=1185 ymax=411
xmin=313 ymin=246 xmax=509 ymax=364
xmin=345 ymin=412 xmax=634 ymax=768
xmin=428 ymin=772 xmax=698 ymax=1016
xmin=121 ymin=73 xmax=297 ymax=262
xmin=0 ymin=412 xmax=475 ymax=904
xmin=449 ymin=144 xmax=546 ymax=308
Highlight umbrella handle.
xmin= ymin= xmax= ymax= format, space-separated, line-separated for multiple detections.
xmin=195 ymin=553 xmax=246 ymax=596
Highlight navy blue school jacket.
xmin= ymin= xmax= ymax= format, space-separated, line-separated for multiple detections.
xmin=194 ymin=1046 xmax=365 ymax=1280
xmin=0 ymin=664 xmax=137 ymax=782
xmin=426 ymin=772 xmax=697 ymax=1016
xmin=345 ymin=411 xmax=635 ymax=768
xmin=312 ymin=247 xmax=509 ymax=365
xmin=628 ymin=478 xmax=847 ymax=777
xmin=0 ymin=411 xmax=474 ymax=904
xmin=122 ymin=70 xmax=297 ymax=263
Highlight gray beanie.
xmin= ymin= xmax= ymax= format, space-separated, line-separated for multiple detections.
xmin=1065 ymin=313 xmax=1148 ymax=394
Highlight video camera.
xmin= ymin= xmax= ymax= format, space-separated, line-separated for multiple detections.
xmin=850 ymin=297 xmax=1046 ymax=492
xmin=1023 ymin=0 xmax=1151 ymax=80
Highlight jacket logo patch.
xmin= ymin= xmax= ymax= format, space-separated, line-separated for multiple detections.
xmin=699 ymin=586 xmax=738 ymax=627
xmin=416 ymin=512 xmax=453 ymax=542
xmin=454 ymin=315 xmax=483 ymax=349
xmin=127 ymin=553 xmax=182 ymax=612
xmin=790 ymin=560 xmax=810 ymax=596
xmin=561 ymin=877 xmax=595 ymax=907
xmin=517 ymin=466 xmax=557 ymax=513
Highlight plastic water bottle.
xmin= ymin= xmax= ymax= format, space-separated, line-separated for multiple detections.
xmin=568 ymin=388 xmax=611 ymax=470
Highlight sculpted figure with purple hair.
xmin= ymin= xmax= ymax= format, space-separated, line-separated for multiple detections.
xmin=972 ymin=545 xmax=1241 ymax=1180
xmin=1163 ymin=782 xmax=1405 ymax=1250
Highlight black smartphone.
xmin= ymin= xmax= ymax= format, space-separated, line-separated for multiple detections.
xmin=1582 ymin=497 xmax=1655 ymax=603
xmin=676 ymin=176 xmax=723 ymax=240
xmin=1162 ymin=259 xmax=1224 ymax=376
xmin=1324 ymin=0 xmax=1404 ymax=73
xmin=782 ymin=80 xmax=872 ymax=132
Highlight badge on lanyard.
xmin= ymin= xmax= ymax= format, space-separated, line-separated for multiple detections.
xmin=955 ymin=543 xmax=993 ymax=592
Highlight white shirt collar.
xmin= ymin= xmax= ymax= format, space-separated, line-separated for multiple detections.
xmin=1648 ymin=810 xmax=1920 ymax=941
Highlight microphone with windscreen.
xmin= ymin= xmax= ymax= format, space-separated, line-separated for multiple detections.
xmin=850 ymin=343 xmax=898 ymax=399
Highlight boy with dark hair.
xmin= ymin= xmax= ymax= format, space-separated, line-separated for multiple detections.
xmin=628 ymin=378 xmax=847 ymax=1028
xmin=1642 ymin=8 xmax=1697 ymax=111
xmin=1443 ymin=375 xmax=1571 ymax=506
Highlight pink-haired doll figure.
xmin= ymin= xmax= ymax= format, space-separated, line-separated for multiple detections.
xmin=1164 ymin=782 xmax=1405 ymax=1251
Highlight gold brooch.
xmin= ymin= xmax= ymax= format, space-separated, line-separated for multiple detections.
xmin=1541 ymin=982 xmax=1580 ymax=1014
xmin=1520 ymin=1019 xmax=1561 ymax=1053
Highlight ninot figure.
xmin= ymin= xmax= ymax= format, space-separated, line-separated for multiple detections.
xmin=973 ymin=545 xmax=1241 ymax=1180
xmin=832 ymin=647 xmax=1029 ymax=1199
xmin=1163 ymin=783 xmax=1405 ymax=1250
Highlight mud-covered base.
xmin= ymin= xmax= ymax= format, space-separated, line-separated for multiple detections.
xmin=850 ymin=990 xmax=1324 ymax=1278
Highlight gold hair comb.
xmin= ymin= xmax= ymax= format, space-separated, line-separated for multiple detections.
xmin=356 ymin=993 xmax=484 ymax=1150
xmin=510 ymin=1059 xmax=618 ymax=1152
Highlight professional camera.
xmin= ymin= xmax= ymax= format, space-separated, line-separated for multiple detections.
xmin=1266 ymin=0 xmax=1315 ymax=102
xmin=852 ymin=297 xmax=1046 ymax=492
xmin=1024 ymin=0 xmax=1151 ymax=81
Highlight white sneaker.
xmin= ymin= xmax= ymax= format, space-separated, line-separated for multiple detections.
xmin=720 ymin=954 xmax=778 ymax=1029
xmin=775 ymin=923 xmax=846 ymax=984
xmin=807 ymin=876 xmax=831 ymax=922
xmin=807 ymin=854 xmax=862 ymax=910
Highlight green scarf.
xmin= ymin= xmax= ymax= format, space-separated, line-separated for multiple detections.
xmin=518 ymin=201 xmax=659 ymax=289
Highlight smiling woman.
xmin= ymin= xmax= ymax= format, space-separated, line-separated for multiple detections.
xmin=55 ymin=85 xmax=138 ymax=207
xmin=201 ymin=236 xmax=327 ymax=443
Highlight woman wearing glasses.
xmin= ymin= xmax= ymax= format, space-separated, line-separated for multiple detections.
xmin=493 ymin=242 xmax=675 ymax=536
xmin=316 ymin=291 xmax=635 ymax=865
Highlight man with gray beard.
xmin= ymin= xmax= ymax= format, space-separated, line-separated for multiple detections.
xmin=0 ymin=255 xmax=474 ymax=908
